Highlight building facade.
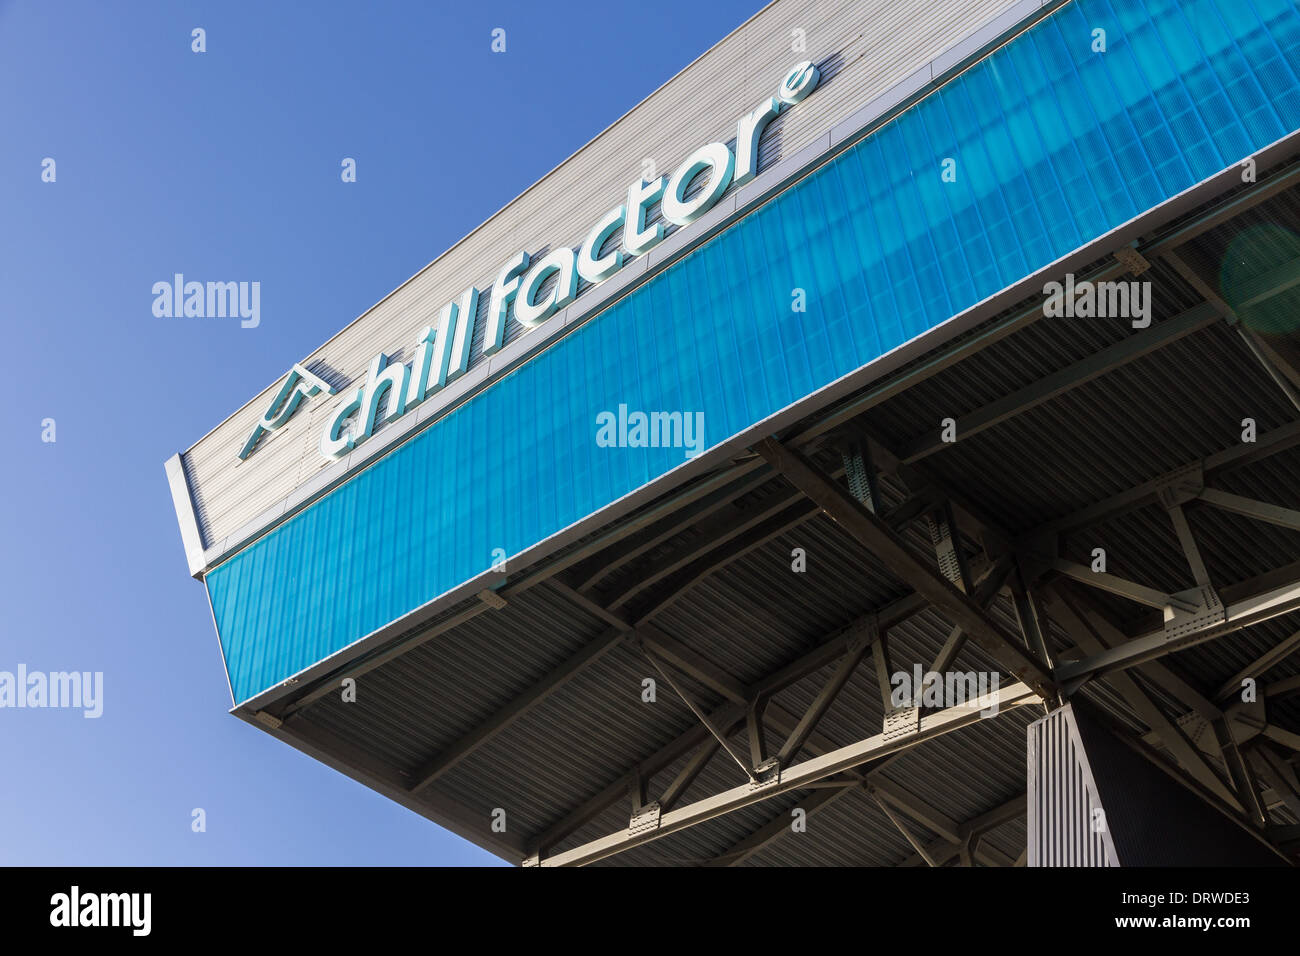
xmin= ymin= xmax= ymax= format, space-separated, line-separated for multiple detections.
xmin=169 ymin=0 xmax=1300 ymax=865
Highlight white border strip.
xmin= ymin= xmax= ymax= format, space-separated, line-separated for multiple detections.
xmin=164 ymin=453 xmax=206 ymax=577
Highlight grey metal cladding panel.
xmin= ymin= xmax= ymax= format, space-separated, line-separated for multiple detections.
xmin=982 ymin=816 xmax=1027 ymax=861
xmin=543 ymin=725 xmax=828 ymax=862
xmin=879 ymin=709 xmax=1034 ymax=816
xmin=904 ymin=327 xmax=1300 ymax=537
xmin=432 ymin=642 xmax=716 ymax=838
xmin=714 ymin=786 xmax=927 ymax=867
xmin=181 ymin=0 xmax=1026 ymax=549
xmin=1027 ymin=707 xmax=1115 ymax=866
xmin=302 ymin=586 xmax=606 ymax=770
xmin=1077 ymin=493 xmax=1300 ymax=613
xmin=735 ymin=716 xmax=1031 ymax=865
xmin=740 ymin=787 xmax=923 ymax=866
xmin=1175 ymin=610 xmax=1300 ymax=699
xmin=602 ymin=795 xmax=801 ymax=866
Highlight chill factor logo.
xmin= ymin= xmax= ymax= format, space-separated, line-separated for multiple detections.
xmin=239 ymin=61 xmax=821 ymax=463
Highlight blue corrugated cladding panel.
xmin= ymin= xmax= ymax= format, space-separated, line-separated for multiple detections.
xmin=208 ymin=0 xmax=1300 ymax=704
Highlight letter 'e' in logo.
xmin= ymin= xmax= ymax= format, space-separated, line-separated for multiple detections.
xmin=239 ymin=364 xmax=337 ymax=460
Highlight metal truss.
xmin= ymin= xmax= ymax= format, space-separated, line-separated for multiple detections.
xmin=523 ymin=159 xmax=1300 ymax=863
xmin=537 ymin=682 xmax=1038 ymax=866
xmin=864 ymin=425 xmax=1300 ymax=851
xmin=269 ymin=160 xmax=1300 ymax=726
xmin=519 ymin=456 xmax=1026 ymax=865
xmin=755 ymin=437 xmax=1057 ymax=699
xmin=264 ymin=153 xmax=1300 ymax=867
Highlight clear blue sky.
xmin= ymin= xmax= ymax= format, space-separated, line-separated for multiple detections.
xmin=0 ymin=0 xmax=763 ymax=865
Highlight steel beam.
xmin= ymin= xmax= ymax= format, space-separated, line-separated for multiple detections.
xmin=276 ymin=461 xmax=766 ymax=719
xmin=1044 ymin=585 xmax=1242 ymax=811
xmin=873 ymin=631 xmax=895 ymax=713
xmin=640 ymin=642 xmax=756 ymax=777
xmin=1024 ymin=421 xmax=1300 ymax=539
xmin=1248 ymin=748 xmax=1300 ymax=821
xmin=1214 ymin=628 xmax=1300 ymax=703
xmin=882 ymin=793 xmax=1025 ymax=866
xmin=407 ymin=628 xmax=628 ymax=794
xmin=1199 ymin=488 xmax=1300 ymax=534
xmin=1166 ymin=501 xmax=1213 ymax=591
xmin=775 ymin=625 xmax=875 ymax=767
xmin=862 ymin=433 xmax=1252 ymax=765
xmin=659 ymin=738 xmax=725 ymax=813
xmin=538 ymin=682 xmax=1037 ymax=865
xmin=897 ymin=304 xmax=1218 ymax=463
xmin=403 ymin=485 xmax=844 ymax=800
xmin=1051 ymin=583 xmax=1223 ymax=722
xmin=274 ymin=162 xmax=1300 ymax=726
xmin=1262 ymin=723 xmax=1300 ymax=754
xmin=702 ymin=782 xmax=861 ymax=867
xmin=1239 ymin=327 xmax=1300 ymax=402
xmin=603 ymin=481 xmax=826 ymax=610
xmin=1233 ymin=255 xmax=1300 ymax=311
xmin=1163 ymin=248 xmax=1300 ymax=411
xmin=1266 ymin=673 xmax=1300 ymax=700
xmin=634 ymin=498 xmax=821 ymax=624
xmin=926 ymin=502 xmax=972 ymax=593
xmin=746 ymin=697 xmax=770 ymax=770
xmin=1214 ymin=719 xmax=1269 ymax=827
xmin=929 ymin=555 xmax=1015 ymax=673
xmin=525 ymin=608 xmax=892 ymax=855
xmin=1237 ymin=319 xmax=1300 ymax=412
xmin=1144 ymin=161 xmax=1300 ymax=259
xmin=874 ymin=790 xmax=940 ymax=867
xmin=573 ymin=467 xmax=775 ymax=592
xmin=637 ymin=624 xmax=873 ymax=766
xmin=1010 ymin=567 xmax=1054 ymax=675
xmin=637 ymin=624 xmax=748 ymax=702
xmin=754 ymin=436 xmax=1056 ymax=699
xmin=1055 ymin=578 xmax=1300 ymax=684
xmin=870 ymin=777 xmax=962 ymax=844
xmin=1120 ymin=558 xmax=1300 ymax=641
xmin=1052 ymin=559 xmax=1198 ymax=613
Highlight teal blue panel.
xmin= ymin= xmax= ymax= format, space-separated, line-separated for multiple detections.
xmin=208 ymin=0 xmax=1300 ymax=704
